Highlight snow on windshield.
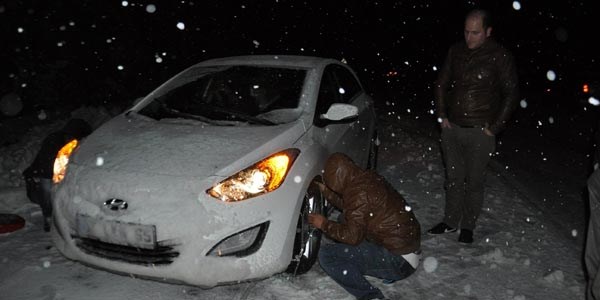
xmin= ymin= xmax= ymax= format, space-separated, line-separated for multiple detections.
xmin=138 ymin=66 xmax=306 ymax=125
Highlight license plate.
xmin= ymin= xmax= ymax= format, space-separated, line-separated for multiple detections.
xmin=76 ymin=214 xmax=156 ymax=249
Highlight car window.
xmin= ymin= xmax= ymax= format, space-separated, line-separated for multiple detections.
xmin=138 ymin=66 xmax=306 ymax=125
xmin=315 ymin=65 xmax=344 ymax=118
xmin=314 ymin=64 xmax=364 ymax=126
xmin=332 ymin=64 xmax=363 ymax=103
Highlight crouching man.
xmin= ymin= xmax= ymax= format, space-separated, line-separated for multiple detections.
xmin=308 ymin=153 xmax=421 ymax=300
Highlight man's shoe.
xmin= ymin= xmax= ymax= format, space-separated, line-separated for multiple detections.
xmin=458 ymin=229 xmax=473 ymax=244
xmin=427 ymin=222 xmax=457 ymax=235
xmin=43 ymin=217 xmax=51 ymax=232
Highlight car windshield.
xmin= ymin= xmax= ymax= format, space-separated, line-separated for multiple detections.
xmin=137 ymin=65 xmax=306 ymax=125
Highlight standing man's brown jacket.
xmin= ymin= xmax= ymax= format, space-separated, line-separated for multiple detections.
xmin=435 ymin=38 xmax=519 ymax=134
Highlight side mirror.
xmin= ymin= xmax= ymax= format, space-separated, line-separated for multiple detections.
xmin=320 ymin=103 xmax=358 ymax=121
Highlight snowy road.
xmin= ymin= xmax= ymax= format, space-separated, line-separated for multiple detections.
xmin=0 ymin=112 xmax=587 ymax=300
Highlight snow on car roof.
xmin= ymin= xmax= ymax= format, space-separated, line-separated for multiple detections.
xmin=192 ymin=55 xmax=343 ymax=69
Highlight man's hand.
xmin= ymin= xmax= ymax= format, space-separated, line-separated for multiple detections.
xmin=441 ymin=118 xmax=452 ymax=129
xmin=308 ymin=213 xmax=327 ymax=230
xmin=314 ymin=181 xmax=327 ymax=193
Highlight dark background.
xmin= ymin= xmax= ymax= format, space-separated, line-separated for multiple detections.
xmin=1 ymin=0 xmax=598 ymax=150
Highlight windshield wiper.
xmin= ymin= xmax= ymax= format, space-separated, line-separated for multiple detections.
xmin=155 ymin=98 xmax=221 ymax=125
xmin=206 ymin=105 xmax=275 ymax=125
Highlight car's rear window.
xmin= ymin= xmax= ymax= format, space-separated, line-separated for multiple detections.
xmin=138 ymin=66 xmax=306 ymax=125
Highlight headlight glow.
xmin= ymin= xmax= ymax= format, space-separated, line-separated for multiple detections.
xmin=208 ymin=149 xmax=299 ymax=202
xmin=53 ymin=139 xmax=79 ymax=183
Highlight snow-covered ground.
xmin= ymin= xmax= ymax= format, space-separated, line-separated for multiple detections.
xmin=0 ymin=105 xmax=587 ymax=300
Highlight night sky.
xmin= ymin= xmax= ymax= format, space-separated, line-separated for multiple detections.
xmin=1 ymin=0 xmax=598 ymax=126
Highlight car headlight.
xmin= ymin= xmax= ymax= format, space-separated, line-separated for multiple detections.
xmin=207 ymin=149 xmax=300 ymax=202
xmin=53 ymin=139 xmax=79 ymax=184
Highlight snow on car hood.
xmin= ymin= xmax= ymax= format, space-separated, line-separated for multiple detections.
xmin=71 ymin=114 xmax=306 ymax=177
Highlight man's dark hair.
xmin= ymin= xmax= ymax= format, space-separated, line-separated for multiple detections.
xmin=466 ymin=8 xmax=492 ymax=29
xmin=62 ymin=118 xmax=92 ymax=139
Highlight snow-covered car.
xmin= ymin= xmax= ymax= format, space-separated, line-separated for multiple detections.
xmin=51 ymin=55 xmax=378 ymax=287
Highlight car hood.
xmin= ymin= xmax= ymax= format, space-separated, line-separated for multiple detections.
xmin=71 ymin=114 xmax=307 ymax=177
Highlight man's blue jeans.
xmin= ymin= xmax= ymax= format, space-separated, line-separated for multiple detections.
xmin=319 ymin=241 xmax=416 ymax=300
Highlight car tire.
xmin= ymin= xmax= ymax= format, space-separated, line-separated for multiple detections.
xmin=285 ymin=179 xmax=324 ymax=275
xmin=367 ymin=130 xmax=379 ymax=170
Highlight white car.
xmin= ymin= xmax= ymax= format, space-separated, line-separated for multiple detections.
xmin=51 ymin=55 xmax=378 ymax=287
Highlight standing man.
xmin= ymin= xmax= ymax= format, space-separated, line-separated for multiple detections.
xmin=587 ymin=166 xmax=600 ymax=300
xmin=22 ymin=118 xmax=92 ymax=232
xmin=309 ymin=153 xmax=421 ymax=300
xmin=428 ymin=8 xmax=519 ymax=243
xmin=586 ymin=129 xmax=600 ymax=299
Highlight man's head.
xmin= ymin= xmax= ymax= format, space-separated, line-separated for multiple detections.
xmin=323 ymin=153 xmax=358 ymax=194
xmin=62 ymin=118 xmax=92 ymax=140
xmin=464 ymin=9 xmax=492 ymax=49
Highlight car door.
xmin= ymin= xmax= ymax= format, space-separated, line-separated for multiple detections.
xmin=314 ymin=64 xmax=373 ymax=165
xmin=333 ymin=64 xmax=375 ymax=167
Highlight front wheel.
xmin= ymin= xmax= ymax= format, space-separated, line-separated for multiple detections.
xmin=285 ymin=180 xmax=324 ymax=275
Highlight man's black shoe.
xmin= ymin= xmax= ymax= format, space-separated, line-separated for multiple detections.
xmin=427 ymin=222 xmax=457 ymax=235
xmin=43 ymin=217 xmax=51 ymax=232
xmin=458 ymin=229 xmax=473 ymax=244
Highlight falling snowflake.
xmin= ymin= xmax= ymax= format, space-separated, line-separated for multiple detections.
xmin=519 ymin=99 xmax=527 ymax=108
xmin=423 ymin=256 xmax=438 ymax=273
xmin=512 ymin=1 xmax=522 ymax=10
xmin=546 ymin=70 xmax=556 ymax=81
xmin=37 ymin=110 xmax=47 ymax=120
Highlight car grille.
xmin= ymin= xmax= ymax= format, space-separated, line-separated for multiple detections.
xmin=74 ymin=237 xmax=179 ymax=265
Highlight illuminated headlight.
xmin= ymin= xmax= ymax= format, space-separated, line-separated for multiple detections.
xmin=53 ymin=139 xmax=79 ymax=183
xmin=207 ymin=149 xmax=299 ymax=202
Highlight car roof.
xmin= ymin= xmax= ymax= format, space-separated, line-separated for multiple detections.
xmin=192 ymin=55 xmax=344 ymax=69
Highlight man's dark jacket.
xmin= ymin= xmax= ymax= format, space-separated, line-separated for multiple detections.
xmin=22 ymin=118 xmax=92 ymax=179
xmin=320 ymin=153 xmax=421 ymax=255
xmin=434 ymin=38 xmax=519 ymax=134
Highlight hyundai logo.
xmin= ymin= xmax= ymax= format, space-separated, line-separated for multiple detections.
xmin=103 ymin=198 xmax=128 ymax=211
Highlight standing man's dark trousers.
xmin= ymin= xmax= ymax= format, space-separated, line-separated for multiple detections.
xmin=24 ymin=176 xmax=53 ymax=231
xmin=441 ymin=125 xmax=495 ymax=230
xmin=587 ymin=169 xmax=600 ymax=300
